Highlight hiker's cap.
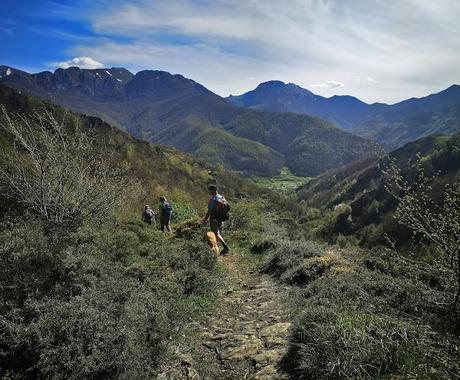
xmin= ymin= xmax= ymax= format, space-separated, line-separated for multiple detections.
xmin=208 ymin=185 xmax=217 ymax=191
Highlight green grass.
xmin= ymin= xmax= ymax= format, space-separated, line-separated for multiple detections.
xmin=252 ymin=167 xmax=312 ymax=191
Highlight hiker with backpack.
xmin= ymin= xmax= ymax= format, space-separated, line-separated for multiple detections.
xmin=142 ymin=205 xmax=155 ymax=225
xmin=203 ymin=185 xmax=230 ymax=255
xmin=159 ymin=196 xmax=173 ymax=232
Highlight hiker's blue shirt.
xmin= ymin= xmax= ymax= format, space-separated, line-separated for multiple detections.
xmin=208 ymin=193 xmax=223 ymax=212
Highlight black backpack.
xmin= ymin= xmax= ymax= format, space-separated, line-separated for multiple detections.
xmin=214 ymin=198 xmax=230 ymax=222
xmin=162 ymin=203 xmax=173 ymax=218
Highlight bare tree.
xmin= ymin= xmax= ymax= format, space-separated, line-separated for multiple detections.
xmin=383 ymin=157 xmax=460 ymax=317
xmin=0 ymin=106 xmax=140 ymax=228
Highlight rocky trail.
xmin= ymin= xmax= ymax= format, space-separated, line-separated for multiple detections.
xmin=158 ymin=250 xmax=292 ymax=380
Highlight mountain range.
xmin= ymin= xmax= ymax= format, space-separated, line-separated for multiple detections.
xmin=0 ymin=65 xmax=381 ymax=177
xmin=228 ymin=81 xmax=460 ymax=150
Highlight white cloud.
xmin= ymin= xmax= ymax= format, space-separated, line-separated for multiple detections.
xmin=59 ymin=0 xmax=460 ymax=103
xmin=310 ymin=81 xmax=345 ymax=89
xmin=56 ymin=56 xmax=105 ymax=70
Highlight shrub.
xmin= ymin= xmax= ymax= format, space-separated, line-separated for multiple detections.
xmin=169 ymin=200 xmax=197 ymax=224
xmin=0 ymin=220 xmax=218 ymax=379
xmin=277 ymin=249 xmax=459 ymax=379
xmin=336 ymin=234 xmax=348 ymax=248
xmin=260 ymin=240 xmax=325 ymax=280
xmin=251 ymin=238 xmax=277 ymax=255
xmin=280 ymin=256 xmax=333 ymax=285
xmin=0 ymin=108 xmax=140 ymax=229
xmin=282 ymin=307 xmax=439 ymax=380
xmin=383 ymin=157 xmax=460 ymax=317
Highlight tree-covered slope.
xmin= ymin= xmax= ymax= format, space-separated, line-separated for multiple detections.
xmin=296 ymin=132 xmax=460 ymax=247
xmin=225 ymin=111 xmax=383 ymax=176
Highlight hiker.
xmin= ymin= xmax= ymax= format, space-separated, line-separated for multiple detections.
xmin=203 ymin=185 xmax=230 ymax=255
xmin=159 ymin=196 xmax=172 ymax=232
xmin=142 ymin=205 xmax=155 ymax=225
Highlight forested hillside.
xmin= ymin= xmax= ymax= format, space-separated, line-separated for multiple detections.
xmin=225 ymin=111 xmax=382 ymax=176
xmin=0 ymin=84 xmax=223 ymax=211
xmin=295 ymin=132 xmax=460 ymax=249
xmin=0 ymin=66 xmax=380 ymax=177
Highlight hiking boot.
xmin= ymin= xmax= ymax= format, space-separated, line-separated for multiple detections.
xmin=221 ymin=245 xmax=230 ymax=256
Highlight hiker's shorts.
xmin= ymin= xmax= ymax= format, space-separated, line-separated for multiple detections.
xmin=210 ymin=218 xmax=222 ymax=238
xmin=160 ymin=216 xmax=171 ymax=232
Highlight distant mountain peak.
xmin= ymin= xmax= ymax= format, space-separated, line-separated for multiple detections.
xmin=252 ymin=80 xmax=313 ymax=95
xmin=227 ymin=80 xmax=371 ymax=127
xmin=255 ymin=80 xmax=287 ymax=89
xmin=329 ymin=94 xmax=368 ymax=104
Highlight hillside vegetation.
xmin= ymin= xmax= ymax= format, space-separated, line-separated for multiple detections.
xmin=350 ymin=87 xmax=460 ymax=150
xmin=248 ymin=133 xmax=460 ymax=377
xmin=295 ymin=132 xmax=460 ymax=250
xmin=225 ymin=111 xmax=382 ymax=176
xmin=0 ymin=85 xmax=266 ymax=379
xmin=255 ymin=237 xmax=459 ymax=379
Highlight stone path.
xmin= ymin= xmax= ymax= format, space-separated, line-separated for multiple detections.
xmin=157 ymin=251 xmax=291 ymax=379
xmin=196 ymin=252 xmax=290 ymax=380
xmin=200 ymin=282 xmax=290 ymax=379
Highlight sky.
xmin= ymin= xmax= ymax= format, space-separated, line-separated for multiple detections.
xmin=1 ymin=0 xmax=459 ymax=104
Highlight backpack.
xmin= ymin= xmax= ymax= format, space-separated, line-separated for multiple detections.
xmin=144 ymin=209 xmax=154 ymax=221
xmin=214 ymin=198 xmax=230 ymax=222
xmin=162 ymin=203 xmax=173 ymax=218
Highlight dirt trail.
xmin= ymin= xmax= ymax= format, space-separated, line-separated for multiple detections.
xmin=158 ymin=250 xmax=291 ymax=380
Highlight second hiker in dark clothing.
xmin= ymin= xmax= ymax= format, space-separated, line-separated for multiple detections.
xmin=203 ymin=185 xmax=230 ymax=255
xmin=159 ymin=196 xmax=172 ymax=232
xmin=143 ymin=205 xmax=155 ymax=225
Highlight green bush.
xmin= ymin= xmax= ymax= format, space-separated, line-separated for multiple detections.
xmin=0 ymin=220 xmax=218 ymax=379
xmin=282 ymin=307 xmax=439 ymax=380
xmin=273 ymin=246 xmax=459 ymax=379
xmin=260 ymin=239 xmax=325 ymax=280
xmin=169 ymin=200 xmax=198 ymax=224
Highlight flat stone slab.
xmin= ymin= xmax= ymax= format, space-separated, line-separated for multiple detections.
xmin=259 ymin=323 xmax=291 ymax=337
xmin=253 ymin=349 xmax=283 ymax=364
xmin=220 ymin=339 xmax=264 ymax=360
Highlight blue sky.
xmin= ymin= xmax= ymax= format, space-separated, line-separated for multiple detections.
xmin=1 ymin=0 xmax=459 ymax=103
